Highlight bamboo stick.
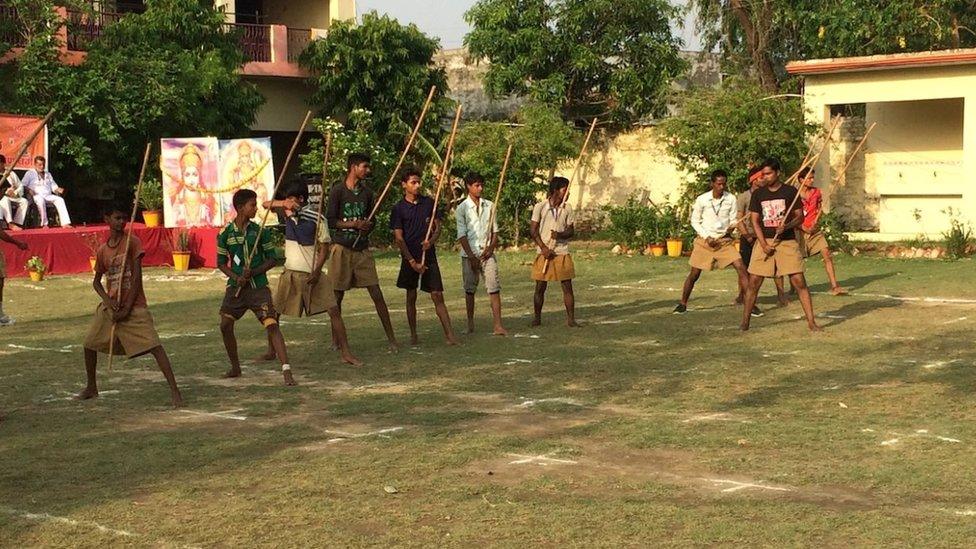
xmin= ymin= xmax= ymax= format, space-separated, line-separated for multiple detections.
xmin=304 ymin=132 xmax=333 ymax=308
xmin=483 ymin=144 xmax=514 ymax=252
xmin=420 ymin=104 xmax=463 ymax=268
xmin=543 ymin=117 xmax=598 ymax=274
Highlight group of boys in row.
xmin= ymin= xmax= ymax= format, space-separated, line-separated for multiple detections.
xmin=676 ymin=157 xmax=846 ymax=331
xmin=69 ymin=152 xmax=580 ymax=406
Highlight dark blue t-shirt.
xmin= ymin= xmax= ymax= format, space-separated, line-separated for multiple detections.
xmin=390 ymin=196 xmax=443 ymax=264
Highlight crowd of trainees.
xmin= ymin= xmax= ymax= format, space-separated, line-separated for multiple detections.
xmin=675 ymin=157 xmax=847 ymax=332
xmin=0 ymin=154 xmax=73 ymax=230
xmin=72 ymin=152 xmax=579 ymax=407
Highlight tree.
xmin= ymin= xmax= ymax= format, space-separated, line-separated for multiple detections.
xmin=691 ymin=0 xmax=976 ymax=91
xmin=452 ymin=103 xmax=579 ymax=243
xmin=299 ymin=11 xmax=450 ymax=150
xmin=464 ymin=0 xmax=688 ymax=127
xmin=660 ymin=79 xmax=817 ymax=198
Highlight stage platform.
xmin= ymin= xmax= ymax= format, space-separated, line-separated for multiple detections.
xmin=0 ymin=224 xmax=220 ymax=278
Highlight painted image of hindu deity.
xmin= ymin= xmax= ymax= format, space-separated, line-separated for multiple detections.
xmin=160 ymin=138 xmax=221 ymax=228
xmin=218 ymin=138 xmax=276 ymax=226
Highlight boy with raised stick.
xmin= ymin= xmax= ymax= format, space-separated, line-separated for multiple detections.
xmin=741 ymin=158 xmax=822 ymax=332
xmin=78 ymin=203 xmax=183 ymax=406
xmin=217 ymin=189 xmax=296 ymax=385
xmin=391 ymin=167 xmax=460 ymax=345
xmin=456 ymin=172 xmax=508 ymax=336
xmin=673 ymin=170 xmax=751 ymax=315
xmin=530 ymin=176 xmax=579 ymax=327
xmin=326 ymin=153 xmax=399 ymax=352
xmin=796 ymin=167 xmax=847 ymax=295
xmin=261 ymin=181 xmax=362 ymax=366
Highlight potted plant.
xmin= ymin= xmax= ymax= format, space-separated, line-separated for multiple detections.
xmin=80 ymin=232 xmax=102 ymax=272
xmin=169 ymin=228 xmax=191 ymax=271
xmin=645 ymin=208 xmax=666 ymax=257
xmin=658 ymin=203 xmax=685 ymax=257
xmin=26 ymin=255 xmax=46 ymax=282
xmin=139 ymin=176 xmax=164 ymax=228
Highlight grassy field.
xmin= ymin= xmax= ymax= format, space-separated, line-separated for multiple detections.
xmin=2 ymin=246 xmax=976 ymax=547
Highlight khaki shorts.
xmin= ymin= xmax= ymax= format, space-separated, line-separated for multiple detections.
xmin=462 ymin=255 xmax=501 ymax=294
xmin=84 ymin=305 xmax=162 ymax=358
xmin=798 ymin=230 xmax=829 ymax=258
xmin=688 ymin=238 xmax=739 ymax=271
xmin=748 ymin=239 xmax=805 ymax=278
xmin=274 ymin=268 xmax=337 ymax=317
xmin=531 ymin=254 xmax=575 ymax=282
xmin=220 ymin=286 xmax=279 ymax=327
xmin=326 ymin=245 xmax=380 ymax=291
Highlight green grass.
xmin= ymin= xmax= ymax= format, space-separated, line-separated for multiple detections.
xmin=2 ymin=247 xmax=976 ymax=546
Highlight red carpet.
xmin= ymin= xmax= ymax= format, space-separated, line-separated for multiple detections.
xmin=0 ymin=224 xmax=220 ymax=278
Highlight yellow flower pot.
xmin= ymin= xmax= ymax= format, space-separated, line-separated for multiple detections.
xmin=666 ymin=239 xmax=684 ymax=257
xmin=649 ymin=244 xmax=666 ymax=257
xmin=28 ymin=270 xmax=44 ymax=282
xmin=89 ymin=256 xmax=97 ymax=272
xmin=143 ymin=210 xmax=162 ymax=228
xmin=172 ymin=251 xmax=191 ymax=271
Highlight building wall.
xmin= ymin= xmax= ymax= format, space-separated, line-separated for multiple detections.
xmin=264 ymin=0 xmax=331 ymax=29
xmin=249 ymin=77 xmax=316 ymax=132
xmin=801 ymin=64 xmax=976 ymax=240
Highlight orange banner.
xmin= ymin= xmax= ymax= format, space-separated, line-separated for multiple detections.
xmin=0 ymin=113 xmax=49 ymax=171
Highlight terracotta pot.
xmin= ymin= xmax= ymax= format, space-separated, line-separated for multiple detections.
xmin=649 ymin=244 xmax=666 ymax=257
xmin=172 ymin=251 xmax=191 ymax=271
xmin=28 ymin=270 xmax=44 ymax=282
xmin=142 ymin=210 xmax=162 ymax=228
xmin=666 ymin=239 xmax=684 ymax=257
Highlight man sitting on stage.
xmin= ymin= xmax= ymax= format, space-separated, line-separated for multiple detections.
xmin=22 ymin=155 xmax=72 ymax=228
xmin=0 ymin=155 xmax=28 ymax=230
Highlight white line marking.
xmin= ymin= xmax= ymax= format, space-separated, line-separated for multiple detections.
xmin=701 ymin=478 xmax=793 ymax=493
xmin=158 ymin=332 xmax=208 ymax=339
xmin=504 ymin=359 xmax=534 ymax=365
xmin=323 ymin=426 xmax=404 ymax=443
xmin=923 ymin=360 xmax=961 ymax=370
xmin=943 ymin=317 xmax=968 ymax=325
xmin=513 ymin=334 xmax=542 ymax=339
xmin=0 ymin=506 xmax=138 ymax=537
xmin=179 ymin=409 xmax=247 ymax=421
xmin=515 ymin=397 xmax=582 ymax=408
xmin=682 ymin=413 xmax=734 ymax=423
xmin=8 ymin=344 xmax=75 ymax=353
xmin=506 ymin=453 xmax=577 ymax=466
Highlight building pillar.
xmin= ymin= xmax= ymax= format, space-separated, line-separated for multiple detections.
xmin=963 ymin=95 xmax=976 ymax=223
xmin=270 ymin=24 xmax=287 ymax=64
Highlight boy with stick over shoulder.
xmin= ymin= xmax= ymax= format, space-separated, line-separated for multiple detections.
xmin=217 ymin=189 xmax=295 ymax=385
xmin=391 ymin=167 xmax=460 ymax=346
xmin=325 ymin=153 xmax=399 ymax=352
xmin=741 ymin=158 xmax=821 ymax=332
xmin=456 ymin=172 xmax=507 ymax=336
xmin=78 ymin=203 xmax=183 ymax=406
xmin=530 ymin=176 xmax=579 ymax=327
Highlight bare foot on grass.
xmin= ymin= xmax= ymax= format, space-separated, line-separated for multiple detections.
xmin=342 ymin=352 xmax=364 ymax=367
xmin=76 ymin=387 xmax=98 ymax=400
xmin=224 ymin=367 xmax=242 ymax=379
xmin=492 ymin=326 xmax=508 ymax=336
xmin=283 ymin=370 xmax=297 ymax=386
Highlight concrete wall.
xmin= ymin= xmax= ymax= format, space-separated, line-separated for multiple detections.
xmin=434 ymin=49 xmax=523 ymax=121
xmin=249 ymin=77 xmax=315 ymax=132
xmin=264 ymin=0 xmax=331 ymax=29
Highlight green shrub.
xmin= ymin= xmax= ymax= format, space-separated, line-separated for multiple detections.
xmin=942 ymin=208 xmax=974 ymax=259
xmin=819 ymin=210 xmax=851 ymax=253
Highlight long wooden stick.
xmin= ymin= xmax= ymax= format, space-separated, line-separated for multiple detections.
xmin=352 ymin=86 xmax=438 ymax=249
xmin=420 ymin=105 xmax=463 ymax=268
xmin=543 ymin=117 xmax=598 ymax=274
xmin=1 ymin=108 xmax=55 ymax=185
xmin=484 ymin=144 xmax=514 ymax=251
xmin=832 ymin=122 xmax=876 ymax=184
xmin=235 ymin=110 xmax=313 ymax=297
xmin=304 ymin=132 xmax=332 ymax=308
xmin=107 ymin=142 xmax=152 ymax=371
xmin=783 ymin=115 xmax=842 ymax=188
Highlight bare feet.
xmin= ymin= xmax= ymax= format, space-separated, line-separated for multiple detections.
xmin=492 ymin=326 xmax=508 ymax=336
xmin=530 ymin=319 xmax=541 ymax=327
xmin=330 ymin=342 xmax=340 ymax=352
xmin=224 ymin=367 xmax=242 ymax=378
xmin=567 ymin=320 xmax=581 ymax=328
xmin=740 ymin=323 xmax=750 ymax=331
xmin=830 ymin=286 xmax=848 ymax=296
xmin=466 ymin=325 xmax=474 ymax=334
xmin=388 ymin=341 xmax=400 ymax=354
xmin=410 ymin=335 xmax=419 ymax=346
xmin=256 ymin=350 xmax=276 ymax=362
xmin=808 ymin=323 xmax=824 ymax=332
xmin=76 ymin=386 xmax=98 ymax=400
xmin=283 ymin=370 xmax=297 ymax=386
xmin=446 ymin=335 xmax=461 ymax=346
xmin=171 ymin=392 xmax=185 ymax=408
xmin=778 ymin=296 xmax=791 ymax=307
xmin=342 ymin=352 xmax=364 ymax=367
xmin=734 ymin=296 xmax=744 ymax=305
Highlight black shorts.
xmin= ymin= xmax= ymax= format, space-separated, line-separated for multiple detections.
xmin=739 ymin=236 xmax=754 ymax=267
xmin=396 ymin=259 xmax=444 ymax=293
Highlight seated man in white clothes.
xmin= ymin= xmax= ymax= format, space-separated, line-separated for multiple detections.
xmin=21 ymin=155 xmax=72 ymax=228
xmin=0 ymin=154 xmax=28 ymax=230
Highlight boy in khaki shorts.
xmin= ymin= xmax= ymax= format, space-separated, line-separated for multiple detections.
xmin=78 ymin=203 xmax=183 ymax=407
xmin=673 ymin=170 xmax=753 ymax=315
xmin=325 ymin=153 xmax=398 ymax=352
xmin=742 ymin=158 xmax=821 ymax=332
xmin=797 ymin=167 xmax=847 ymax=295
xmin=456 ymin=172 xmax=507 ymax=336
xmin=530 ymin=176 xmax=578 ymax=327
xmin=217 ymin=189 xmax=295 ymax=385
xmin=262 ymin=182 xmax=361 ymax=366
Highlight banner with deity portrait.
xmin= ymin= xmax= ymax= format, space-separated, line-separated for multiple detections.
xmin=160 ymin=137 xmax=276 ymax=228
xmin=0 ymin=113 xmax=49 ymax=171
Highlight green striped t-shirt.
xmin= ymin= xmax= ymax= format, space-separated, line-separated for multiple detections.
xmin=216 ymin=221 xmax=275 ymax=289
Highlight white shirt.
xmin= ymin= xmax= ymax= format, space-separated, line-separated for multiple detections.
xmin=22 ymin=169 xmax=60 ymax=196
xmin=690 ymin=190 xmax=737 ymax=239
xmin=455 ymin=196 xmax=498 ymax=258
xmin=531 ymin=199 xmax=575 ymax=255
xmin=2 ymin=171 xmax=23 ymax=198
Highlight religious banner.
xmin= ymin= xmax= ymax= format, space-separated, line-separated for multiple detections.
xmin=160 ymin=137 xmax=222 ymax=228
xmin=0 ymin=114 xmax=49 ymax=171
xmin=217 ymin=137 xmax=276 ymax=226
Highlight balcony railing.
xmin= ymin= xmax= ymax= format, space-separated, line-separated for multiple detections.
xmin=0 ymin=5 xmax=25 ymax=49
xmin=66 ymin=9 xmax=124 ymax=52
xmin=224 ymin=22 xmax=272 ymax=63
xmin=287 ymin=27 xmax=311 ymax=64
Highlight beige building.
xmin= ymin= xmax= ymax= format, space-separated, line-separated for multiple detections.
xmin=788 ymin=49 xmax=976 ymax=241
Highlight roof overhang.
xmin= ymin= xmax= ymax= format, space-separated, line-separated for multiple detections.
xmin=786 ymin=48 xmax=976 ymax=76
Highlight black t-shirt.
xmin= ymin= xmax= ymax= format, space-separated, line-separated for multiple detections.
xmin=326 ymin=181 xmax=375 ymax=251
xmin=390 ymin=196 xmax=442 ymax=264
xmin=749 ymin=183 xmax=801 ymax=240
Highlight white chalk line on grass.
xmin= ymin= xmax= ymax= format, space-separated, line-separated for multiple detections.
xmin=504 ymin=358 xmax=534 ymax=365
xmin=701 ymin=478 xmax=793 ymax=494
xmin=158 ymin=332 xmax=209 ymax=340
xmin=39 ymin=390 xmax=120 ymax=403
xmin=8 ymin=343 xmax=75 ymax=354
xmin=179 ymin=409 xmax=247 ymax=421
xmin=506 ymin=453 xmax=577 ymax=466
xmin=0 ymin=505 xmax=138 ymax=538
xmin=323 ymin=426 xmax=404 ymax=443
xmin=515 ymin=397 xmax=583 ymax=409
xmin=513 ymin=333 xmax=542 ymax=339
xmin=923 ymin=359 xmax=962 ymax=370
xmin=943 ymin=317 xmax=968 ymax=325
xmin=877 ymin=429 xmax=961 ymax=446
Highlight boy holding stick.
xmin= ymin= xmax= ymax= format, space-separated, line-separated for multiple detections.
xmin=456 ymin=172 xmax=507 ymax=336
xmin=78 ymin=203 xmax=183 ymax=406
xmin=530 ymin=176 xmax=579 ymax=327
xmin=391 ymin=167 xmax=460 ymax=345
xmin=796 ymin=167 xmax=847 ymax=295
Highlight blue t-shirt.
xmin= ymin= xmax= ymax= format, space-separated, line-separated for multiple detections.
xmin=390 ymin=196 xmax=443 ymax=264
